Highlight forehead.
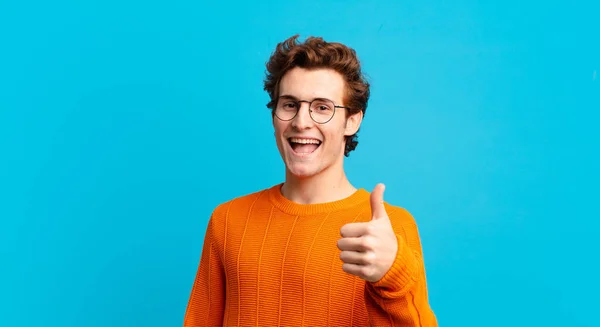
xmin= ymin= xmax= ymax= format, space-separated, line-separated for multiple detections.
xmin=278 ymin=67 xmax=346 ymax=102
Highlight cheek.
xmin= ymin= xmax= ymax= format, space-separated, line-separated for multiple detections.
xmin=272 ymin=119 xmax=285 ymax=135
xmin=322 ymin=124 xmax=347 ymax=147
xmin=273 ymin=120 xmax=289 ymax=146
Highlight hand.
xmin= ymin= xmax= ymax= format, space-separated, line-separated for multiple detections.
xmin=337 ymin=183 xmax=398 ymax=282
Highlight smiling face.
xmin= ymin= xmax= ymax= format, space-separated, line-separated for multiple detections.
xmin=272 ymin=67 xmax=362 ymax=179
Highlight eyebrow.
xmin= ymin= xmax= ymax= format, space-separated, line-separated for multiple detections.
xmin=278 ymin=94 xmax=335 ymax=102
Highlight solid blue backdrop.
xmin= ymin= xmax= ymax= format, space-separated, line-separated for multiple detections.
xmin=1 ymin=0 xmax=599 ymax=326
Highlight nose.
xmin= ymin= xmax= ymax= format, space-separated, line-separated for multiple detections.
xmin=291 ymin=101 xmax=314 ymax=130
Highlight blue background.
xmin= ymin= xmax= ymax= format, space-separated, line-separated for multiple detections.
xmin=1 ymin=0 xmax=599 ymax=326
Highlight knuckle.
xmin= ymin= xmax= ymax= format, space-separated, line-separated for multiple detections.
xmin=361 ymin=252 xmax=376 ymax=266
xmin=361 ymin=236 xmax=376 ymax=250
xmin=360 ymin=238 xmax=370 ymax=249
xmin=360 ymin=256 xmax=370 ymax=266
xmin=366 ymin=251 xmax=377 ymax=263
xmin=366 ymin=223 xmax=377 ymax=233
xmin=360 ymin=266 xmax=373 ymax=278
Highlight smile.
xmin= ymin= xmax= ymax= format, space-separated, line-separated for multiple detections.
xmin=288 ymin=137 xmax=322 ymax=155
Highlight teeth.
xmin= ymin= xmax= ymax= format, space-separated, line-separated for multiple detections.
xmin=289 ymin=138 xmax=321 ymax=145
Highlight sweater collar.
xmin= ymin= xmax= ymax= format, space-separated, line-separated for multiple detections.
xmin=267 ymin=183 xmax=370 ymax=215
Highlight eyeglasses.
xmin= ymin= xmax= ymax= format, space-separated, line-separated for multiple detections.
xmin=274 ymin=97 xmax=351 ymax=124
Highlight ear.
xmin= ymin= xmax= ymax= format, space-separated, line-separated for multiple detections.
xmin=344 ymin=111 xmax=363 ymax=136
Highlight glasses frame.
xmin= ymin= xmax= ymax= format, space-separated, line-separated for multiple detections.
xmin=274 ymin=97 xmax=352 ymax=124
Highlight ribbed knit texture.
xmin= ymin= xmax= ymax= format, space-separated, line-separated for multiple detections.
xmin=184 ymin=184 xmax=437 ymax=326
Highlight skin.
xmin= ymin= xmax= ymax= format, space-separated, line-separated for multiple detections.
xmin=338 ymin=183 xmax=398 ymax=282
xmin=272 ymin=67 xmax=398 ymax=282
xmin=272 ymin=67 xmax=362 ymax=205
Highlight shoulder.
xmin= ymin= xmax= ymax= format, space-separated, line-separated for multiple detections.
xmin=382 ymin=202 xmax=424 ymax=250
xmin=203 ymin=186 xmax=275 ymax=243
xmin=383 ymin=203 xmax=417 ymax=226
xmin=210 ymin=185 xmax=276 ymax=223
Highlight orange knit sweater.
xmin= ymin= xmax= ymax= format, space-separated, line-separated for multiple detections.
xmin=184 ymin=184 xmax=437 ymax=326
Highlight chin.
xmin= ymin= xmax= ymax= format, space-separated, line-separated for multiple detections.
xmin=285 ymin=160 xmax=321 ymax=179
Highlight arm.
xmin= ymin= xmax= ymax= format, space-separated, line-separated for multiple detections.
xmin=364 ymin=210 xmax=438 ymax=327
xmin=183 ymin=218 xmax=226 ymax=327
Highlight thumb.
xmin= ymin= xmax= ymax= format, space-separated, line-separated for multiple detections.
xmin=370 ymin=183 xmax=387 ymax=219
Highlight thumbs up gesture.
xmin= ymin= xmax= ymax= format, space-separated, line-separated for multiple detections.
xmin=337 ymin=183 xmax=398 ymax=283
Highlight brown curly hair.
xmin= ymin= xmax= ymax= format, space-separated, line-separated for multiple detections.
xmin=263 ymin=35 xmax=370 ymax=157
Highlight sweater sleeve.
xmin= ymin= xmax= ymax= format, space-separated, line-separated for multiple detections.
xmin=183 ymin=217 xmax=226 ymax=327
xmin=364 ymin=208 xmax=438 ymax=326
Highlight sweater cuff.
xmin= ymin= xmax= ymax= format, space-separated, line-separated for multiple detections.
xmin=369 ymin=234 xmax=420 ymax=298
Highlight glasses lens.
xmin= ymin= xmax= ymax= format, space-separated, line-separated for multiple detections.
xmin=310 ymin=99 xmax=335 ymax=123
xmin=275 ymin=99 xmax=298 ymax=121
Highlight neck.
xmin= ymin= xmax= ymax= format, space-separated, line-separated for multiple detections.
xmin=281 ymin=163 xmax=357 ymax=205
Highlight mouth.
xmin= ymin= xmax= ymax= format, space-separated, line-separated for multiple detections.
xmin=287 ymin=137 xmax=322 ymax=155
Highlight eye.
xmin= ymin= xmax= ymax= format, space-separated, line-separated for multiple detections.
xmin=312 ymin=101 xmax=333 ymax=111
xmin=282 ymin=102 xmax=297 ymax=109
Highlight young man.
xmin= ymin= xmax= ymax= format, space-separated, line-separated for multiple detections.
xmin=183 ymin=35 xmax=437 ymax=326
